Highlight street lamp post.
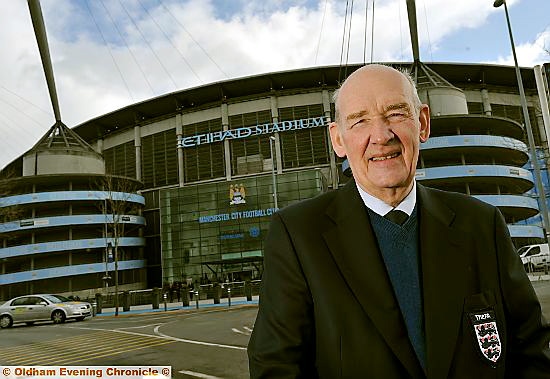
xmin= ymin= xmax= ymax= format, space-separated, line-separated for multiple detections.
xmin=102 ymin=242 xmax=112 ymax=288
xmin=494 ymin=0 xmax=550 ymax=242
xmin=113 ymin=237 xmax=119 ymax=317
xmin=269 ymin=136 xmax=279 ymax=209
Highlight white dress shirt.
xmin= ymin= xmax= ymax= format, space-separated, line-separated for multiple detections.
xmin=355 ymin=180 xmax=417 ymax=217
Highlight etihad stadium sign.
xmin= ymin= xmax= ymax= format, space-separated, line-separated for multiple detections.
xmin=177 ymin=116 xmax=328 ymax=148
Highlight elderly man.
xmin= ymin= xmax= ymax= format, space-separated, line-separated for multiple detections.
xmin=247 ymin=64 xmax=550 ymax=378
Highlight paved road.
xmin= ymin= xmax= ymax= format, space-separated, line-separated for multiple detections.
xmin=0 ymin=305 xmax=257 ymax=379
xmin=0 ymin=280 xmax=548 ymax=379
xmin=532 ymin=278 xmax=550 ymax=318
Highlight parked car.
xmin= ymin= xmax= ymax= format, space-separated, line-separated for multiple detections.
xmin=518 ymin=243 xmax=550 ymax=272
xmin=0 ymin=294 xmax=92 ymax=329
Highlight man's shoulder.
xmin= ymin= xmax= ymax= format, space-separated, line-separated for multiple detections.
xmin=421 ymin=185 xmax=497 ymax=215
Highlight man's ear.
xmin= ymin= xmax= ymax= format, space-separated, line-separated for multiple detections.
xmin=329 ymin=122 xmax=347 ymax=157
xmin=418 ymin=105 xmax=430 ymax=143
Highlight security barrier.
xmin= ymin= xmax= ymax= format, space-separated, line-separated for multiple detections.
xmin=87 ymin=280 xmax=261 ymax=312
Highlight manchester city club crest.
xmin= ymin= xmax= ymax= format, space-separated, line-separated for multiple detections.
xmin=229 ymin=183 xmax=246 ymax=205
xmin=469 ymin=309 xmax=502 ymax=366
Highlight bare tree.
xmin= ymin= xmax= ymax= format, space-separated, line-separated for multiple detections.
xmin=99 ymin=175 xmax=142 ymax=316
xmin=0 ymin=170 xmax=23 ymax=243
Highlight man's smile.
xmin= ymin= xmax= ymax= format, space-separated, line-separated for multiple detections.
xmin=370 ymin=152 xmax=401 ymax=162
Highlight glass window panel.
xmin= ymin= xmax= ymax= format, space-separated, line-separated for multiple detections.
xmin=182 ymin=119 xmax=224 ymax=182
xmin=161 ymin=165 xmax=326 ymax=284
xmin=278 ymin=105 xmax=328 ymax=169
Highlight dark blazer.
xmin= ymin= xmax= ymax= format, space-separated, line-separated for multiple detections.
xmin=248 ymin=181 xmax=550 ymax=378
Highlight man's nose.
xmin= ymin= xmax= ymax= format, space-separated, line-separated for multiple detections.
xmin=370 ymin=120 xmax=395 ymax=144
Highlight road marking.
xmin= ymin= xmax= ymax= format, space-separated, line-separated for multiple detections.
xmin=116 ymin=323 xmax=164 ymax=330
xmin=231 ymin=327 xmax=250 ymax=336
xmin=97 ymin=315 xmax=176 ymax=322
xmin=178 ymin=370 xmax=223 ymax=379
xmin=69 ymin=325 xmax=247 ymax=351
xmin=154 ymin=325 xmax=247 ymax=351
xmin=231 ymin=325 xmax=253 ymax=335
xmin=0 ymin=330 xmax=176 ymax=366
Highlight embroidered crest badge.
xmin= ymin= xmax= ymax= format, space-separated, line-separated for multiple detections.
xmin=469 ymin=309 xmax=502 ymax=366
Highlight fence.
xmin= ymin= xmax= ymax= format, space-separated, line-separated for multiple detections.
xmin=524 ymin=261 xmax=549 ymax=276
xmin=87 ymin=280 xmax=261 ymax=309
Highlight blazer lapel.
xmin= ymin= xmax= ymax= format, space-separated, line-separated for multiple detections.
xmin=418 ymin=185 xmax=467 ymax=378
xmin=323 ymin=181 xmax=424 ymax=378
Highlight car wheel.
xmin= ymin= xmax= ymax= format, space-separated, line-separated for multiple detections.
xmin=51 ymin=310 xmax=66 ymax=324
xmin=26 ymin=322 xmax=35 ymax=326
xmin=0 ymin=315 xmax=13 ymax=329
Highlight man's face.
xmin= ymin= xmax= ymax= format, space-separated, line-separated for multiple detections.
xmin=329 ymin=66 xmax=430 ymax=205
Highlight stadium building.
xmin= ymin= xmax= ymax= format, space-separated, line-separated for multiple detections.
xmin=1 ymin=62 xmax=550 ymax=298
xmin=0 ymin=122 xmax=146 ymax=300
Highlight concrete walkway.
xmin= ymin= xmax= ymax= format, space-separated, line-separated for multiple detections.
xmin=529 ymin=273 xmax=550 ymax=282
xmin=95 ymin=295 xmax=259 ymax=317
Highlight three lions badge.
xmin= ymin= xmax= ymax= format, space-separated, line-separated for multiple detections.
xmin=469 ymin=309 xmax=502 ymax=366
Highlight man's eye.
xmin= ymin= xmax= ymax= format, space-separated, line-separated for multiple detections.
xmin=387 ymin=112 xmax=409 ymax=121
xmin=389 ymin=112 xmax=405 ymax=118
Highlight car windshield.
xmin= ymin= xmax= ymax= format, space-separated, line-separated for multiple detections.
xmin=517 ymin=246 xmax=529 ymax=255
xmin=42 ymin=294 xmax=71 ymax=303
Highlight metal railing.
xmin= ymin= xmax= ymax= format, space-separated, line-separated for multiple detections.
xmin=87 ymin=280 xmax=261 ymax=309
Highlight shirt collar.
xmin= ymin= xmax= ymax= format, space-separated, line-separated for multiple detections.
xmin=356 ymin=180 xmax=417 ymax=217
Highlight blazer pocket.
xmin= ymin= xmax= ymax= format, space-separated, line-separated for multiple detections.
xmin=464 ymin=290 xmax=496 ymax=310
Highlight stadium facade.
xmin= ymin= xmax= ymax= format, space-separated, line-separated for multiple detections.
xmin=1 ymin=62 xmax=550 ymax=298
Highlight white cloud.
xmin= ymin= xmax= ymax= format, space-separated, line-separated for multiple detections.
xmin=1 ymin=0 xmax=548 ymax=169
xmin=494 ymin=27 xmax=550 ymax=67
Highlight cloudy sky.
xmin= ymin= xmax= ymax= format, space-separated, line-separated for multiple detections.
xmin=1 ymin=0 xmax=549 ymax=169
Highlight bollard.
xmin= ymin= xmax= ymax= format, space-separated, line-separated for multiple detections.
xmin=228 ymin=287 xmax=232 ymax=307
xmin=92 ymin=301 xmax=97 ymax=317
xmin=95 ymin=293 xmax=103 ymax=314
xmin=545 ymin=262 xmax=549 ymax=275
xmin=244 ymin=279 xmax=252 ymax=301
xmin=213 ymin=283 xmax=221 ymax=304
xmin=122 ymin=291 xmax=130 ymax=312
xmin=152 ymin=287 xmax=160 ymax=309
xmin=182 ymin=285 xmax=190 ymax=307
xmin=195 ymin=290 xmax=199 ymax=309
xmin=163 ymin=292 xmax=167 ymax=312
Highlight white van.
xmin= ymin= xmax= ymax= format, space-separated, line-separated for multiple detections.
xmin=517 ymin=243 xmax=550 ymax=272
